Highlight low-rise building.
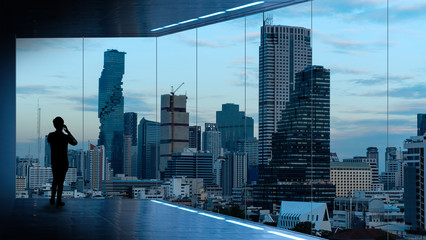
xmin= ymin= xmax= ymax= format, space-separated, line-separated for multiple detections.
xmin=354 ymin=190 xmax=404 ymax=204
xmin=16 ymin=176 xmax=27 ymax=191
xmin=103 ymin=179 xmax=163 ymax=198
xmin=332 ymin=197 xmax=404 ymax=230
xmin=165 ymin=176 xmax=203 ymax=200
xmin=132 ymin=186 xmax=164 ymax=200
xmin=28 ymin=166 xmax=77 ymax=189
xmin=330 ymin=162 xmax=371 ymax=197
xmin=277 ymin=201 xmax=331 ymax=232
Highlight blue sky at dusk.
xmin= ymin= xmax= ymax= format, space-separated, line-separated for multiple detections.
xmin=16 ymin=0 xmax=426 ymax=172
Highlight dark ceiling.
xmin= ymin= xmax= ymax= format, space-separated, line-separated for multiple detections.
xmin=4 ymin=0 xmax=308 ymax=38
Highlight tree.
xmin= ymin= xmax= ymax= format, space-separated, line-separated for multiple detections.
xmin=318 ymin=229 xmax=333 ymax=238
xmin=263 ymin=222 xmax=277 ymax=227
xmin=217 ymin=205 xmax=245 ymax=219
xmin=291 ymin=221 xmax=315 ymax=235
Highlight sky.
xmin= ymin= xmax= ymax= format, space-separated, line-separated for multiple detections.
xmin=16 ymin=0 xmax=426 ymax=173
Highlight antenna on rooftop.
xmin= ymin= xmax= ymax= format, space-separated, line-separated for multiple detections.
xmin=264 ymin=13 xmax=273 ymax=26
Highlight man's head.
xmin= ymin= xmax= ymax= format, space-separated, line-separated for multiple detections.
xmin=53 ymin=116 xmax=64 ymax=130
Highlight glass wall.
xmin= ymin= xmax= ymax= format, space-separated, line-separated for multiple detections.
xmin=15 ymin=0 xmax=426 ymax=236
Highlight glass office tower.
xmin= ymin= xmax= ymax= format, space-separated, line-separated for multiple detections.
xmin=138 ymin=118 xmax=160 ymax=180
xmin=216 ymin=103 xmax=254 ymax=152
xmin=254 ymin=66 xmax=335 ymax=210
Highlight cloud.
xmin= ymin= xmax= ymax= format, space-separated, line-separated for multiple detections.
xmin=46 ymin=74 xmax=67 ymax=79
xmin=180 ymin=39 xmax=229 ymax=48
xmin=16 ymin=38 xmax=83 ymax=52
xmin=320 ymin=36 xmax=390 ymax=53
xmin=45 ymin=90 xmax=156 ymax=114
xmin=324 ymin=39 xmax=370 ymax=49
xmin=228 ymin=70 xmax=259 ymax=88
xmin=357 ymin=84 xmax=426 ymax=99
xmin=331 ymin=66 xmax=372 ymax=75
xmin=336 ymin=1 xmax=426 ymax=23
xmin=247 ymin=32 xmax=260 ymax=42
xmin=391 ymin=2 xmax=426 ymax=21
xmin=331 ymin=116 xmax=415 ymax=146
xmin=231 ymin=56 xmax=258 ymax=66
xmin=17 ymin=85 xmax=61 ymax=95
xmin=388 ymin=101 xmax=426 ymax=115
xmin=230 ymin=32 xmax=260 ymax=45
xmin=351 ymin=74 xmax=414 ymax=86
xmin=123 ymin=90 xmax=156 ymax=114
xmin=45 ymin=94 xmax=98 ymax=112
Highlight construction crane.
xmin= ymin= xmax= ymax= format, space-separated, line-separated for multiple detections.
xmin=171 ymin=82 xmax=184 ymax=96
xmin=170 ymin=82 xmax=184 ymax=156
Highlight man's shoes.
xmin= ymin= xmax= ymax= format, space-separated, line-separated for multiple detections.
xmin=50 ymin=198 xmax=55 ymax=206
xmin=56 ymin=201 xmax=65 ymax=208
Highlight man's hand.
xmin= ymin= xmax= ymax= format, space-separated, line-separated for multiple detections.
xmin=63 ymin=125 xmax=70 ymax=134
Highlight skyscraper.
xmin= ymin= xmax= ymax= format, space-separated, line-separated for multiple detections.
xmin=418 ymin=113 xmax=426 ymax=136
xmin=237 ymin=137 xmax=259 ymax=183
xmin=344 ymin=148 xmax=380 ymax=190
xmin=259 ymin=25 xmax=312 ymax=165
xmin=403 ymin=135 xmax=426 ymax=230
xmin=164 ymin=149 xmax=213 ymax=185
xmin=273 ymin=65 xmax=330 ymax=182
xmin=124 ymin=112 xmax=138 ymax=146
xmin=381 ymin=147 xmax=403 ymax=190
xmin=189 ymin=125 xmax=201 ymax=151
xmin=236 ymin=137 xmax=258 ymax=167
xmin=123 ymin=135 xmax=133 ymax=176
xmin=202 ymin=123 xmax=222 ymax=163
xmin=367 ymin=147 xmax=379 ymax=171
xmin=137 ymin=118 xmax=160 ymax=179
xmin=124 ymin=112 xmax=138 ymax=177
xmin=159 ymin=94 xmax=189 ymax=178
xmin=216 ymin=103 xmax=254 ymax=152
xmin=98 ymin=49 xmax=126 ymax=175
xmin=87 ymin=143 xmax=105 ymax=191
xmin=254 ymin=66 xmax=335 ymax=210
xmin=221 ymin=152 xmax=248 ymax=196
xmin=44 ymin=135 xmax=51 ymax=167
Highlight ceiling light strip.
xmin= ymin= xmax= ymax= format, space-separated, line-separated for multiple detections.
xmin=198 ymin=212 xmax=225 ymax=220
xmin=267 ymin=231 xmax=307 ymax=240
xmin=198 ymin=11 xmax=225 ymax=19
xmin=226 ymin=1 xmax=264 ymax=12
xmin=150 ymin=1 xmax=264 ymax=32
xmin=151 ymin=200 xmax=312 ymax=239
xmin=178 ymin=207 xmax=198 ymax=213
xmin=225 ymin=220 xmax=264 ymax=230
xmin=178 ymin=18 xmax=199 ymax=24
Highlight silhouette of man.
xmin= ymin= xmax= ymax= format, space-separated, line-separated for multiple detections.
xmin=47 ymin=117 xmax=77 ymax=208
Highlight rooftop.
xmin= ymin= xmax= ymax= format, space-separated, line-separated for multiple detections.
xmin=2 ymin=198 xmax=325 ymax=240
xmin=330 ymin=162 xmax=371 ymax=169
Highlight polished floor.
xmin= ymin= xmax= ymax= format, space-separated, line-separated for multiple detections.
xmin=3 ymin=198 xmax=324 ymax=240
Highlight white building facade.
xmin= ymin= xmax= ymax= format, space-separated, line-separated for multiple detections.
xmin=277 ymin=201 xmax=331 ymax=232
xmin=330 ymin=162 xmax=371 ymax=197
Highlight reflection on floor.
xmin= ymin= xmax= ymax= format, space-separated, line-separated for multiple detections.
xmin=3 ymin=199 xmax=323 ymax=240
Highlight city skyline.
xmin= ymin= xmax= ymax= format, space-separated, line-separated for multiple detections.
xmin=16 ymin=0 xmax=426 ymax=173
